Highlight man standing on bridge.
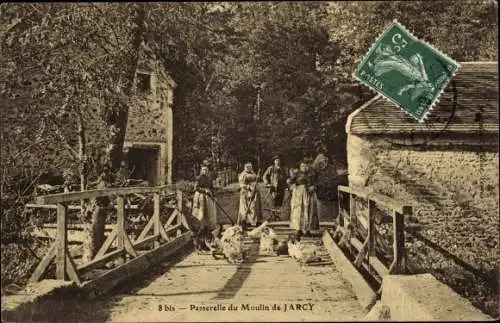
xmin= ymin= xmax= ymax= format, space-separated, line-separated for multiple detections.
xmin=238 ymin=162 xmax=262 ymax=230
xmin=263 ymin=155 xmax=288 ymax=209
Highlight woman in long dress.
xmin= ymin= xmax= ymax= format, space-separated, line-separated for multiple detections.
xmin=192 ymin=165 xmax=218 ymax=244
xmin=238 ymin=162 xmax=262 ymax=229
xmin=287 ymin=159 xmax=319 ymax=238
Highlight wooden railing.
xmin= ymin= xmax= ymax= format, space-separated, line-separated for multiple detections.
xmin=335 ymin=185 xmax=412 ymax=283
xmin=26 ymin=185 xmax=192 ymax=296
xmin=216 ymin=168 xmax=238 ymax=187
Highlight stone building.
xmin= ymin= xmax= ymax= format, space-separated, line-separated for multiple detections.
xmin=123 ymin=47 xmax=177 ymax=185
xmin=1 ymin=45 xmax=176 ymax=187
xmin=345 ymin=61 xmax=498 ymax=306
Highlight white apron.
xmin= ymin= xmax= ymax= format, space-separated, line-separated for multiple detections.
xmin=192 ymin=191 xmax=217 ymax=230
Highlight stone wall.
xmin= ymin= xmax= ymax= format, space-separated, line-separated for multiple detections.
xmin=124 ymin=56 xmax=176 ymax=184
xmin=374 ymin=274 xmax=493 ymax=321
xmin=347 ymin=133 xmax=499 ymax=316
xmin=125 ymin=72 xmax=173 ymax=143
xmin=1 ymin=59 xmax=175 ymax=185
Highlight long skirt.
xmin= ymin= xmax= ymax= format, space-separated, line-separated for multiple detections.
xmin=280 ymin=188 xmax=292 ymax=221
xmin=238 ymin=189 xmax=262 ymax=226
xmin=270 ymin=186 xmax=286 ymax=208
xmin=308 ymin=193 xmax=320 ymax=231
xmin=289 ymin=185 xmax=320 ymax=232
xmin=192 ymin=191 xmax=217 ymax=232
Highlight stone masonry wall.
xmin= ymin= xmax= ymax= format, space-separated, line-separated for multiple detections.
xmin=347 ymin=133 xmax=499 ymax=316
xmin=123 ymin=51 xmax=176 ymax=184
xmin=2 ymin=65 xmax=174 ymax=184
xmin=125 ymin=72 xmax=173 ymax=143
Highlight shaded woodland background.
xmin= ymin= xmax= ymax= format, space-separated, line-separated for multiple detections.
xmin=0 ymin=0 xmax=497 ymax=313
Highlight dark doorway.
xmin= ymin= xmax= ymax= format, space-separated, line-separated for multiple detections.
xmin=127 ymin=147 xmax=160 ymax=186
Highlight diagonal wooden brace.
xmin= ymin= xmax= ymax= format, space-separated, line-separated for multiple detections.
xmin=164 ymin=210 xmax=178 ymax=228
xmin=116 ymin=195 xmax=137 ymax=261
xmin=65 ymin=247 xmax=81 ymax=285
xmin=159 ymin=223 xmax=170 ymax=242
xmin=123 ymin=233 xmax=138 ymax=258
xmin=338 ymin=225 xmax=351 ymax=248
xmin=96 ymin=227 xmax=117 ymax=258
xmin=29 ymin=243 xmax=57 ymax=282
xmin=136 ymin=215 xmax=155 ymax=243
xmin=354 ymin=235 xmax=370 ymax=267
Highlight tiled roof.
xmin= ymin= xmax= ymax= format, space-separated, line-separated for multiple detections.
xmin=346 ymin=62 xmax=499 ymax=135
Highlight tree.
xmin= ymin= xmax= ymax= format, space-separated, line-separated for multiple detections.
xmin=215 ymin=2 xmax=350 ymax=166
xmin=145 ymin=3 xmax=245 ymax=173
xmin=1 ymin=3 xmax=148 ymax=259
xmin=325 ymin=1 xmax=497 ymax=66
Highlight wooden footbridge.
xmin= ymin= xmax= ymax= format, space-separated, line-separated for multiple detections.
xmin=3 ymin=184 xmax=411 ymax=322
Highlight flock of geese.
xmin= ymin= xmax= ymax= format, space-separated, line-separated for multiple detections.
xmin=205 ymin=221 xmax=322 ymax=265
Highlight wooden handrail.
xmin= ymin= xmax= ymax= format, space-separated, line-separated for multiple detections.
xmin=26 ymin=204 xmax=141 ymax=210
xmin=216 ymin=169 xmax=237 ymax=186
xmin=337 ymin=185 xmax=411 ymax=215
xmin=338 ymin=185 xmax=368 ymax=199
xmin=39 ymin=223 xmax=115 ymax=230
xmin=28 ymin=186 xmax=191 ymax=286
xmin=337 ymin=184 xmax=411 ymax=278
xmin=35 ymin=185 xmax=177 ymax=204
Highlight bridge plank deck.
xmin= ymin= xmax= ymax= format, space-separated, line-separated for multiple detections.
xmin=103 ymin=228 xmax=366 ymax=322
xmin=9 ymin=185 xmax=372 ymax=322
xmin=4 ymin=229 xmax=367 ymax=322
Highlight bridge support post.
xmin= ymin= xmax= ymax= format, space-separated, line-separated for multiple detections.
xmin=337 ymin=190 xmax=342 ymax=227
xmin=153 ymin=193 xmax=161 ymax=248
xmin=116 ymin=195 xmax=137 ymax=264
xmin=176 ymin=190 xmax=183 ymax=215
xmin=348 ymin=193 xmax=354 ymax=230
xmin=368 ymin=200 xmax=375 ymax=256
xmin=391 ymin=209 xmax=406 ymax=274
xmin=176 ymin=190 xmax=183 ymax=236
xmin=56 ymin=203 xmax=68 ymax=280
xmin=346 ymin=192 xmax=355 ymax=250
xmin=116 ymin=196 xmax=125 ymax=265
xmin=367 ymin=200 xmax=376 ymax=274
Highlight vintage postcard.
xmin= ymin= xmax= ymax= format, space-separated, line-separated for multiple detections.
xmin=1 ymin=1 xmax=498 ymax=322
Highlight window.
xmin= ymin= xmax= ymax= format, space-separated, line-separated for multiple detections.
xmin=136 ymin=72 xmax=152 ymax=93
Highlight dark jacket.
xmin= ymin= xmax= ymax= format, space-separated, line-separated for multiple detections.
xmin=287 ymin=170 xmax=316 ymax=187
xmin=195 ymin=174 xmax=213 ymax=192
xmin=263 ymin=165 xmax=288 ymax=190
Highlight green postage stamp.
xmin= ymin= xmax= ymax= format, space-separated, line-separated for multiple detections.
xmin=354 ymin=20 xmax=460 ymax=122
